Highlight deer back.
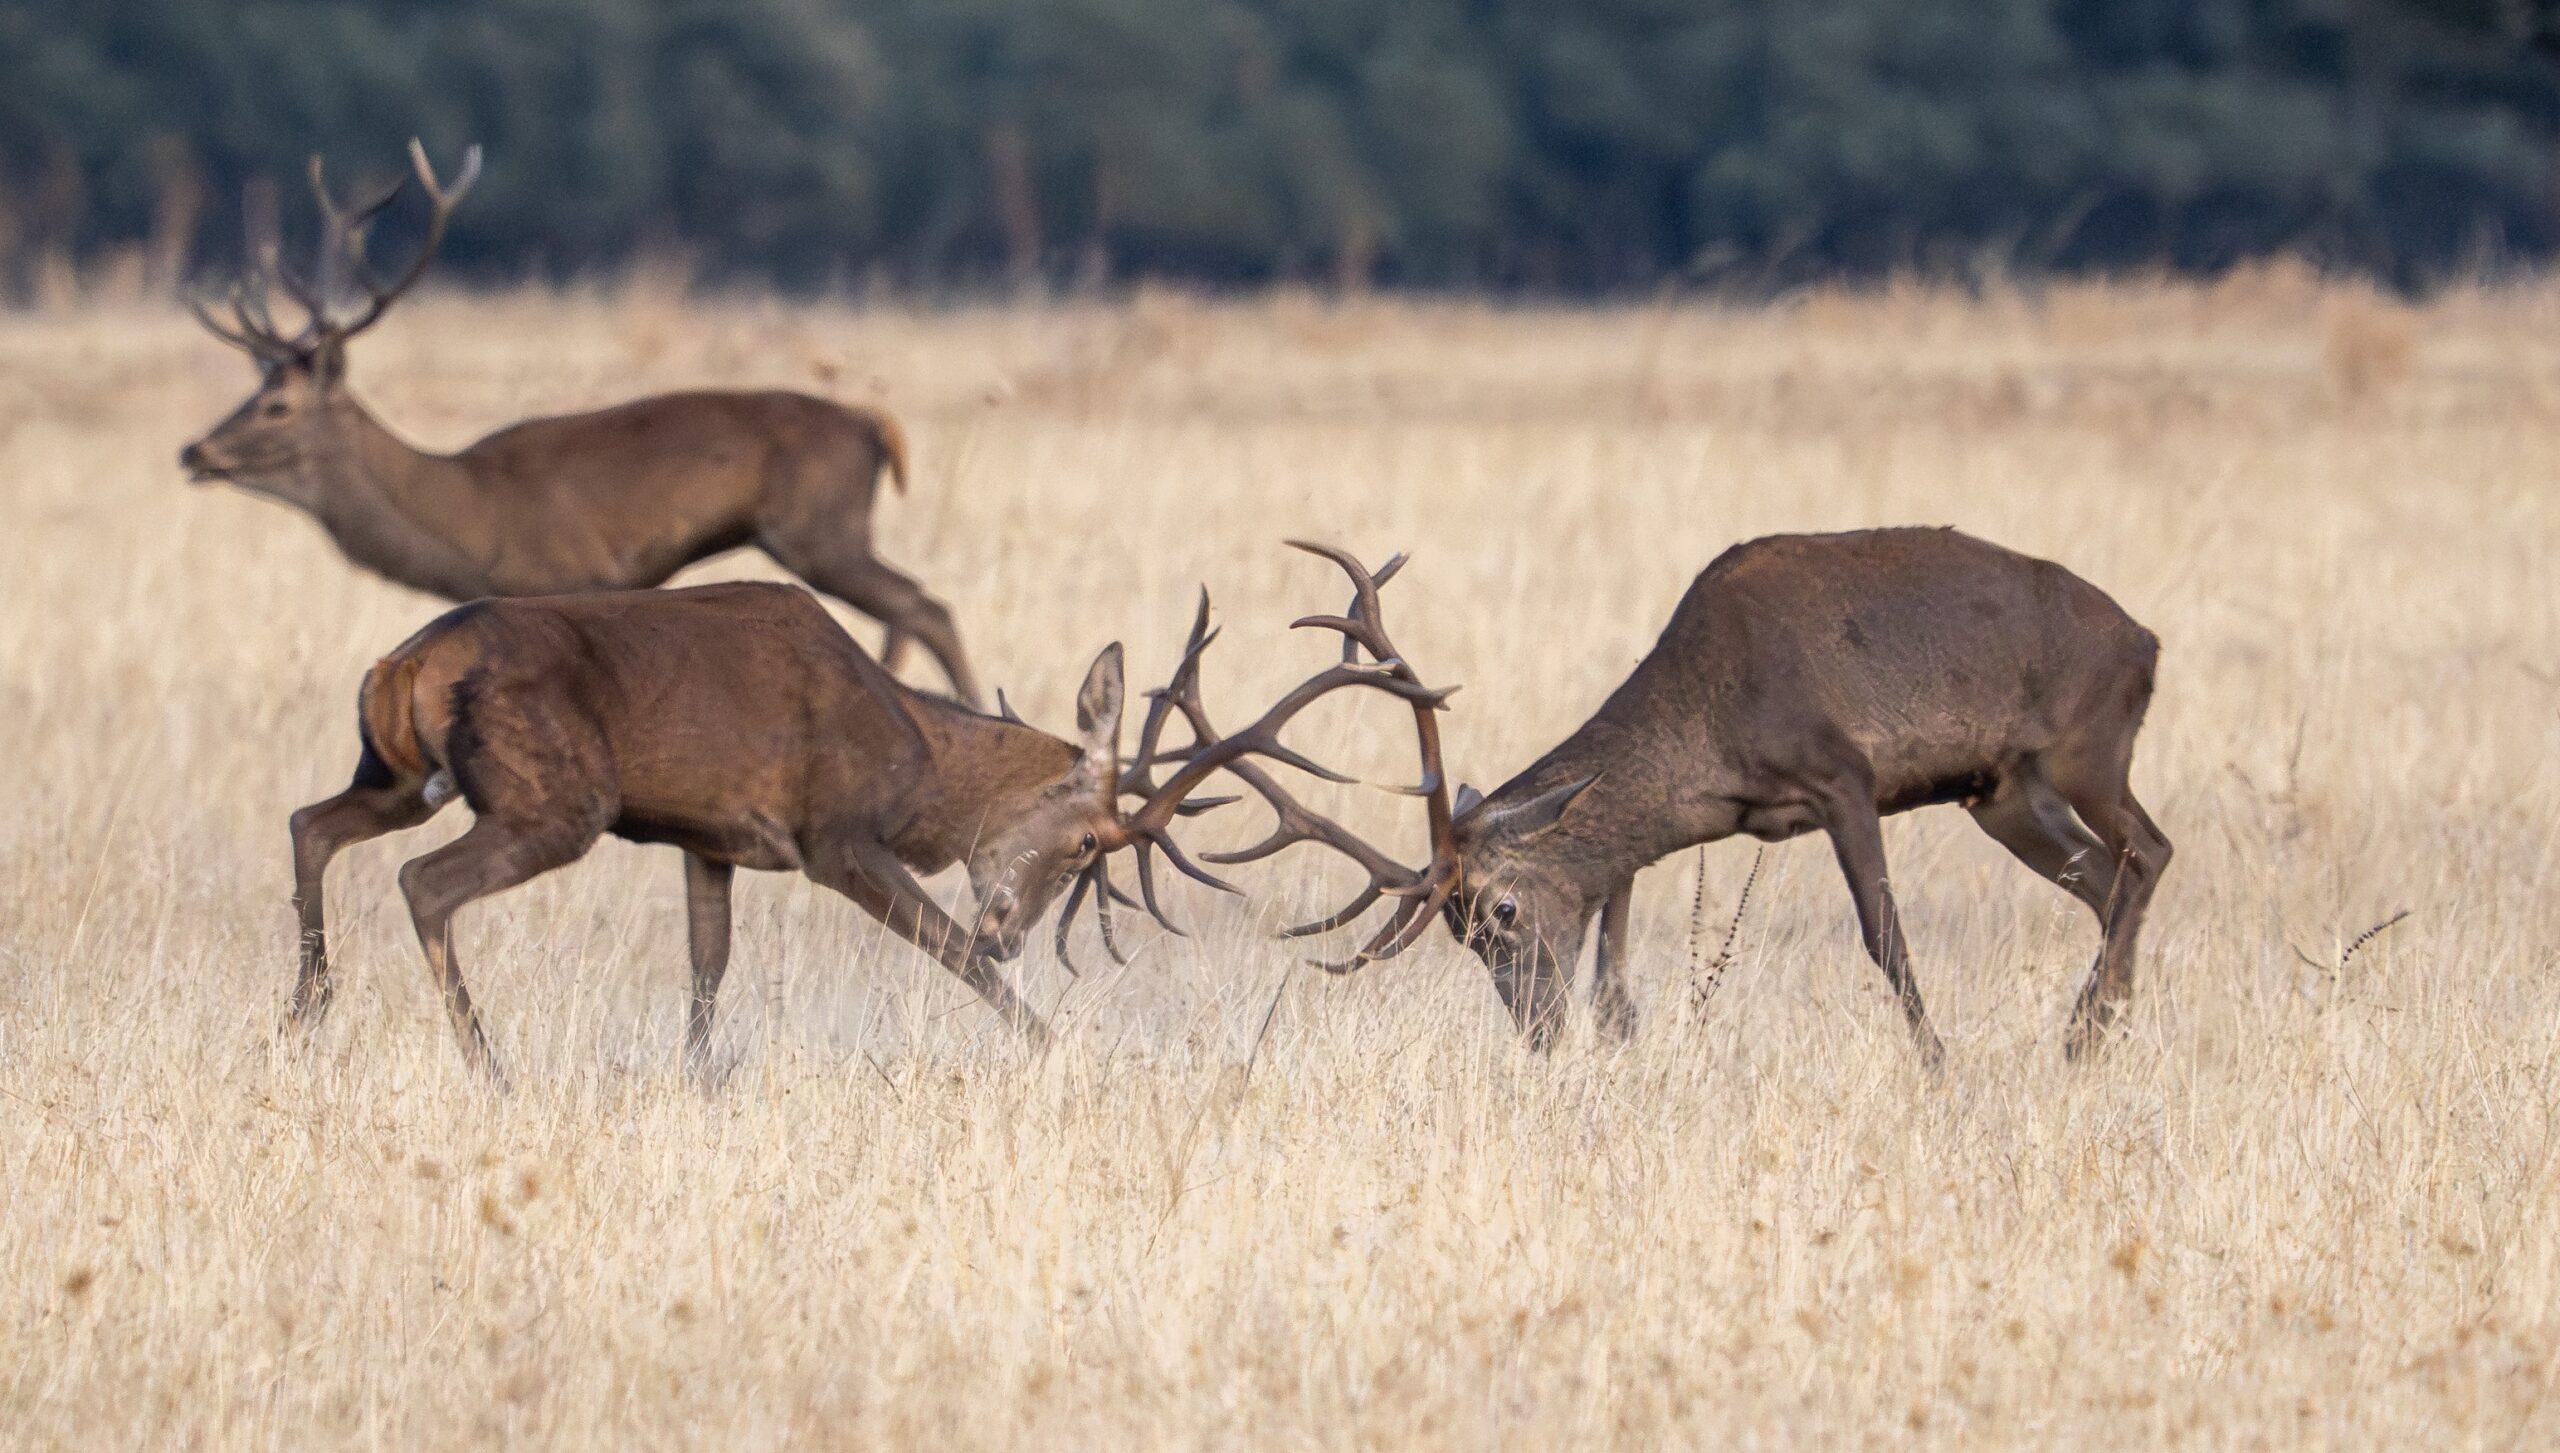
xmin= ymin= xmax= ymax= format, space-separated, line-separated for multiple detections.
xmin=1448 ymin=527 xmax=2159 ymax=897
xmin=371 ymin=583 xmax=941 ymax=863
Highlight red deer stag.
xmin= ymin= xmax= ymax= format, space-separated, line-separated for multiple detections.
xmin=180 ymin=140 xmax=982 ymax=705
xmin=286 ymin=578 xmax=1441 ymax=1082
xmin=1152 ymin=532 xmax=2172 ymax=1066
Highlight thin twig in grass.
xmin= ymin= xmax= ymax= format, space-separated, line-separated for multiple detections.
xmin=860 ymin=1048 xmax=902 ymax=1101
xmin=2291 ymin=908 xmax=2413 ymax=982
xmin=1691 ymin=846 xmax=1765 ymax=1008
xmin=1240 ymin=976 xmax=1287 ymax=1084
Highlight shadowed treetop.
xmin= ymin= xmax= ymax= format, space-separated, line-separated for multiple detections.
xmin=2 ymin=0 xmax=2557 ymax=294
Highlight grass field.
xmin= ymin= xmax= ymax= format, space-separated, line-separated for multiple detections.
xmin=1 ymin=271 xmax=2556 ymax=1447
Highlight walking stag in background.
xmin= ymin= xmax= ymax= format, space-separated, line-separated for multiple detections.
xmin=179 ymin=140 xmax=982 ymax=704
xmin=285 ymin=579 xmax=1441 ymax=1083
xmin=1165 ymin=532 xmax=2172 ymax=1065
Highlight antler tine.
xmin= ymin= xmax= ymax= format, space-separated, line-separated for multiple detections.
xmin=188 ymin=285 xmax=297 ymax=365
xmin=1142 ymin=824 xmax=1243 ymax=896
xmin=1089 ymin=855 xmax=1129 ymax=963
xmin=1307 ymin=873 xmax=1462 ymax=974
xmin=1115 ymin=591 xmax=1215 ymax=801
xmin=297 ymin=151 xmax=408 ymax=328
xmin=1280 ymin=884 xmax=1382 ymax=939
xmin=1284 ymin=539 xmax=1401 ymax=663
xmin=1052 ymin=868 xmax=1093 ymax=976
xmin=236 ymin=266 xmax=295 ymax=344
xmin=190 ymin=185 xmax=301 ymax=363
xmin=1050 ymin=856 xmax=1134 ymax=978
xmin=1112 ymin=592 xmax=1269 ymax=814
xmin=1322 ymin=548 xmax=1407 ymax=664
xmin=321 ymin=140 xmax=482 ymax=343
xmin=1125 ymin=832 xmax=1188 ymax=936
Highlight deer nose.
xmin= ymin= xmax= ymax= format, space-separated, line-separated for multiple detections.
xmin=178 ymin=443 xmax=203 ymax=470
xmin=976 ymin=887 xmax=1019 ymax=939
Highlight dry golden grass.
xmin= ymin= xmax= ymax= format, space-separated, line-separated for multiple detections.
xmin=2 ymin=273 xmax=2557 ymax=1447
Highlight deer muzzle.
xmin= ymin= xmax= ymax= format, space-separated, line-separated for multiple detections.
xmin=974 ymin=888 xmax=1026 ymax=962
xmin=178 ymin=441 xmax=227 ymax=482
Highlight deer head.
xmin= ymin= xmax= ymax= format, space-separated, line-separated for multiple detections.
xmin=955 ymin=644 xmax=1133 ymax=963
xmin=1436 ymin=773 xmax=1606 ymax=1041
xmin=180 ymin=140 xmax=480 ymax=508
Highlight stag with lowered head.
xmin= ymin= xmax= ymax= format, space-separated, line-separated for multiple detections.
xmin=181 ymin=140 xmax=982 ymax=705
xmin=287 ymin=575 xmax=1442 ymax=1083
xmin=1161 ymin=531 xmax=2172 ymax=1066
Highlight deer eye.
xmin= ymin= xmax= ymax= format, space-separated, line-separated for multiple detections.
xmin=1079 ymin=832 xmax=1097 ymax=856
xmin=1492 ymin=896 xmax=1518 ymax=927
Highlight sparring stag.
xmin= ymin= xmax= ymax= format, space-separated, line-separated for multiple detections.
xmin=286 ymin=578 xmax=1441 ymax=1083
xmin=1162 ymin=531 xmax=2172 ymax=1066
xmin=181 ymin=140 xmax=981 ymax=705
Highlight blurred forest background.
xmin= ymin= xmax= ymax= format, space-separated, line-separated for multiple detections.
xmin=5 ymin=0 xmax=2560 ymax=297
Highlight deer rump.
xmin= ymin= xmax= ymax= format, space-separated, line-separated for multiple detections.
xmin=356 ymin=582 xmax=925 ymax=874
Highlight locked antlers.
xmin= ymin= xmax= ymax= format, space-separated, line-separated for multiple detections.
xmin=1093 ymin=542 xmax=1463 ymax=973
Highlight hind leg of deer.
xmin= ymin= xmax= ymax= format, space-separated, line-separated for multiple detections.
xmin=397 ymin=815 xmax=599 ymax=1085
xmin=1813 ymin=776 xmax=1945 ymax=1072
xmin=2048 ymin=767 xmax=2172 ymax=1061
xmin=682 ymin=854 xmax=735 ymax=1087
xmin=1967 ymin=759 xmax=2116 ymax=920
xmin=287 ymin=771 xmax=446 ymax=1033
xmin=769 ymin=538 xmax=984 ymax=708
xmin=877 ymin=626 xmax=913 ymax=676
xmin=1589 ymin=881 xmax=1638 ymax=1042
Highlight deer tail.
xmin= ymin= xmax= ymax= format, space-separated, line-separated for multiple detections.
xmin=357 ymin=655 xmax=430 ymax=782
xmin=862 ymin=406 xmax=909 ymax=495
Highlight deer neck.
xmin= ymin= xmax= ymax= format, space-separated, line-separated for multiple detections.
xmin=886 ymin=702 xmax=1081 ymax=866
xmin=1486 ymin=710 xmax=1734 ymax=894
xmin=305 ymin=397 xmax=497 ymax=599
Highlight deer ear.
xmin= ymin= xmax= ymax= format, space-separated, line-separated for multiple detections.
xmin=1074 ymin=643 xmax=1125 ymax=782
xmin=1474 ymin=772 xmax=1598 ymax=840
xmin=1452 ymin=782 xmax=1484 ymax=819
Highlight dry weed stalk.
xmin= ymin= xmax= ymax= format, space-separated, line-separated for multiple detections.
xmin=1690 ymin=846 xmax=1766 ymax=1009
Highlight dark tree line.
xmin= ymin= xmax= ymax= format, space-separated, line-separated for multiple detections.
xmin=3 ymin=0 xmax=2558 ymax=295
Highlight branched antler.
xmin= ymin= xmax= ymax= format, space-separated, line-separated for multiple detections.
xmin=1104 ymin=543 xmax=1462 ymax=973
xmin=189 ymin=139 xmax=480 ymax=365
xmin=288 ymin=152 xmax=409 ymax=327
xmin=319 ymin=140 xmax=481 ymax=342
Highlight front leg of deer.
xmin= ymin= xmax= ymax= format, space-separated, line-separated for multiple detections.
xmin=1590 ymin=882 xmax=1638 ymax=1043
xmin=828 ymin=845 xmax=1054 ymax=1050
xmin=1814 ymin=780 xmax=1945 ymax=1073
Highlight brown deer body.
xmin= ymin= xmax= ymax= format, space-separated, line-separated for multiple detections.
xmin=1170 ymin=531 xmax=2172 ymax=1065
xmin=295 ymin=582 xmax=1099 ymax=1081
xmin=288 ymin=571 xmax=1425 ymax=1083
xmin=181 ymin=142 xmax=981 ymax=705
